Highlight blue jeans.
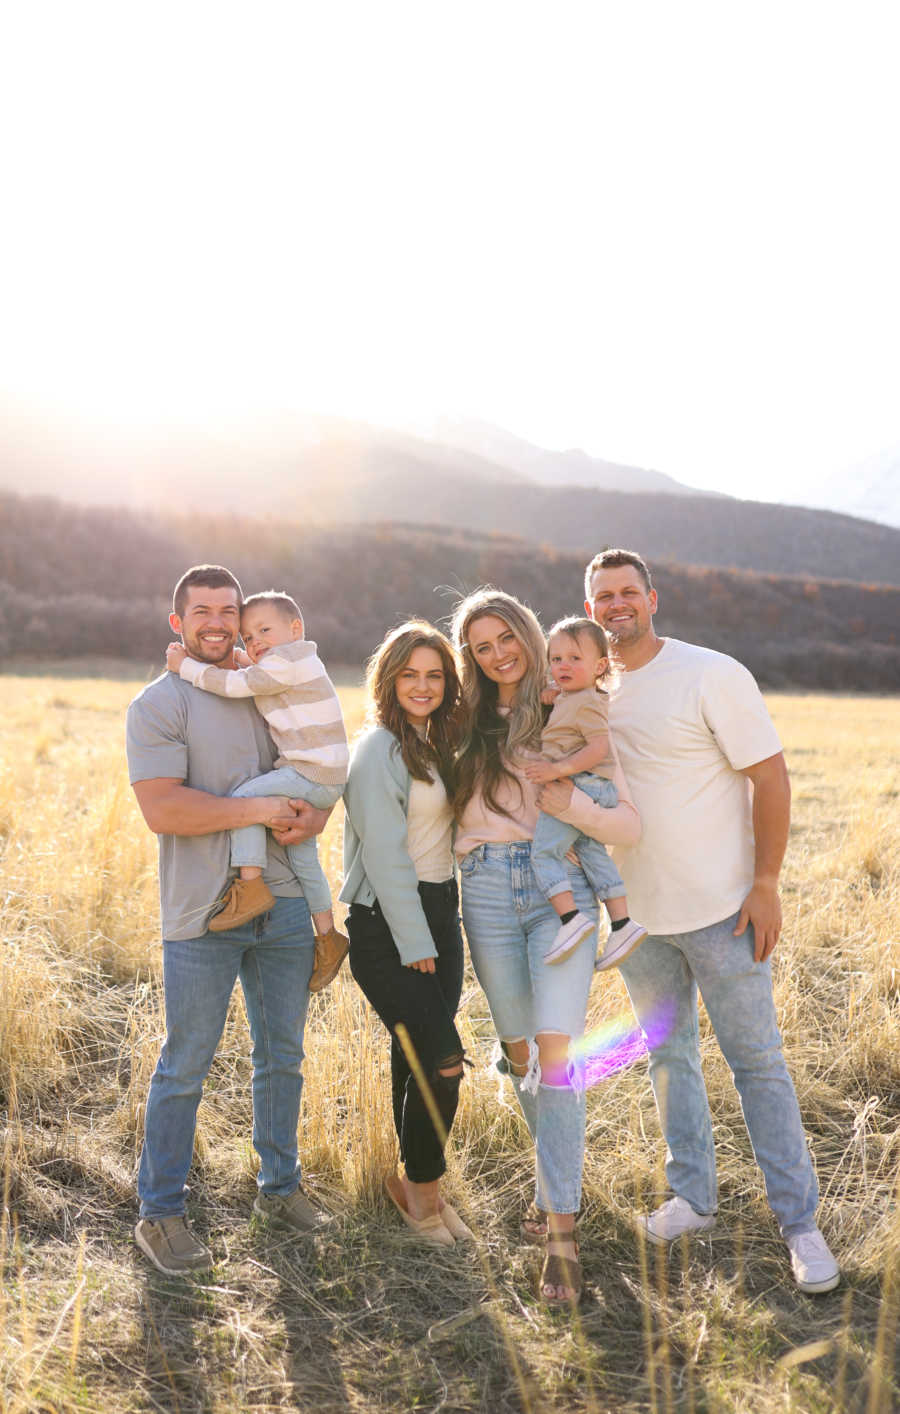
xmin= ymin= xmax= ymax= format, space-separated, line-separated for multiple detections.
xmin=531 ymin=772 xmax=625 ymax=903
xmin=229 ymin=766 xmax=343 ymax=915
xmin=138 ymin=895 xmax=315 ymax=1217
xmin=459 ymin=842 xmax=597 ymax=1214
xmin=619 ymin=912 xmax=819 ymax=1237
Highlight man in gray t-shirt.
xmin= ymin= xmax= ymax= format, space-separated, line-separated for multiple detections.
xmin=126 ymin=564 xmax=333 ymax=1276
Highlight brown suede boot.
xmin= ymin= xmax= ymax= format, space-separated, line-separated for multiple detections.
xmin=207 ymin=877 xmax=275 ymax=932
xmin=308 ymin=926 xmax=350 ymax=993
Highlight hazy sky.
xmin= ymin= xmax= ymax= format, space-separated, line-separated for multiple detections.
xmin=2 ymin=1 xmax=898 ymax=502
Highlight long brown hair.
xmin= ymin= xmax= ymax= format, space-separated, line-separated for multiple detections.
xmin=364 ymin=621 xmax=462 ymax=788
xmin=450 ymin=588 xmax=547 ymax=818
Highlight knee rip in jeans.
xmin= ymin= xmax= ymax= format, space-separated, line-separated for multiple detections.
xmin=536 ymin=1030 xmax=586 ymax=1093
xmin=498 ymin=1037 xmax=542 ymax=1095
xmin=499 ymin=1037 xmax=531 ymax=1078
xmin=434 ymin=1051 xmax=466 ymax=1086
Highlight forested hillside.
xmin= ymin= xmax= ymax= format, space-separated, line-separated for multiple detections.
xmin=3 ymin=415 xmax=900 ymax=584
xmin=2 ymin=492 xmax=898 ymax=689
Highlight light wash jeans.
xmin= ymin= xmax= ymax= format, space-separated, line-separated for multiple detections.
xmin=619 ymin=912 xmax=819 ymax=1238
xmin=459 ymin=841 xmax=597 ymax=1214
xmin=138 ymin=895 xmax=315 ymax=1217
xmin=229 ymin=766 xmax=343 ymax=916
xmin=531 ymin=771 xmax=626 ymax=903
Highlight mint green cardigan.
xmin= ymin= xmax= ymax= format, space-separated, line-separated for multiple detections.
xmin=339 ymin=726 xmax=443 ymax=966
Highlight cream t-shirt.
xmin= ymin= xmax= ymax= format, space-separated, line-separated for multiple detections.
xmin=607 ymin=638 xmax=782 ymax=935
xmin=407 ymin=771 xmax=454 ymax=883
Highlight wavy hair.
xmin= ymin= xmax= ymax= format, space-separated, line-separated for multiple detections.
xmin=450 ymin=588 xmax=547 ymax=818
xmin=364 ymin=621 xmax=463 ymax=788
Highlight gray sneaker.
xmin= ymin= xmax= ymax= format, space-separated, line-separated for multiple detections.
xmin=134 ymin=1216 xmax=213 ymax=1275
xmin=253 ymin=1186 xmax=332 ymax=1233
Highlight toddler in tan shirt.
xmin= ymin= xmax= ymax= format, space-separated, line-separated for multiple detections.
xmin=524 ymin=616 xmax=647 ymax=969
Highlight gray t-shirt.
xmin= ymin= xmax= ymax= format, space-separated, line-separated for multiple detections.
xmin=126 ymin=672 xmax=303 ymax=940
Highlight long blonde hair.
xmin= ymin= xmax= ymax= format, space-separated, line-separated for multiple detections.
xmin=364 ymin=621 xmax=462 ymax=787
xmin=450 ymin=588 xmax=547 ymax=818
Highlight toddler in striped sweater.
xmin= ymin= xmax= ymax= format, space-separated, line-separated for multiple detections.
xmin=166 ymin=590 xmax=349 ymax=989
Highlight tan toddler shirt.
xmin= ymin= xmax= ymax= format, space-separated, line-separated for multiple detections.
xmin=541 ymin=687 xmax=614 ymax=773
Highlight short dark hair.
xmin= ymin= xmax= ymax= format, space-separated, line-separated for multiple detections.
xmin=173 ymin=565 xmax=243 ymax=618
xmin=584 ymin=548 xmax=653 ymax=599
xmin=241 ymin=591 xmax=303 ymax=623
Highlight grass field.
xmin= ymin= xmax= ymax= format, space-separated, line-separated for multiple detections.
xmin=0 ymin=671 xmax=898 ymax=1413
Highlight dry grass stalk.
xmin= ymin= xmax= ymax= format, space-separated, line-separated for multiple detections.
xmin=0 ymin=673 xmax=897 ymax=1412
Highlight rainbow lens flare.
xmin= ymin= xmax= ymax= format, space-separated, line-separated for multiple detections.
xmin=571 ymin=998 xmax=676 ymax=1088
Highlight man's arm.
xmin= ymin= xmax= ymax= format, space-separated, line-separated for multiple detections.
xmin=132 ymin=778 xmax=303 ymax=836
xmin=734 ymin=751 xmax=791 ymax=963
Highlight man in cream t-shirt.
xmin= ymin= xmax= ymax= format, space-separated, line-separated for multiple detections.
xmin=581 ymin=547 xmax=839 ymax=1295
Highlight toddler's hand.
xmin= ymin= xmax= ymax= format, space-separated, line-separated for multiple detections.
xmin=234 ymin=647 xmax=252 ymax=668
xmin=523 ymin=758 xmax=560 ymax=785
xmin=540 ymin=684 xmax=561 ymax=706
xmin=166 ymin=642 xmax=187 ymax=672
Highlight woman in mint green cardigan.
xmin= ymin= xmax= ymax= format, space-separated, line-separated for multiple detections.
xmin=340 ymin=622 xmax=471 ymax=1246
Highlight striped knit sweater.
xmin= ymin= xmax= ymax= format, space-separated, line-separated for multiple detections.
xmin=178 ymin=639 xmax=349 ymax=787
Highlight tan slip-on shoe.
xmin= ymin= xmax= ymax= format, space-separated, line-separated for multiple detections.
xmin=309 ymin=926 xmax=350 ymax=993
xmin=207 ymin=877 xmax=275 ymax=933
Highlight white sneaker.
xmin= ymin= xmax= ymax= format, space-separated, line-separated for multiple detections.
xmin=544 ymin=911 xmax=595 ymax=965
xmin=636 ymin=1195 xmax=716 ymax=1247
xmin=595 ymin=918 xmax=648 ymax=972
xmin=786 ymin=1228 xmax=840 ymax=1294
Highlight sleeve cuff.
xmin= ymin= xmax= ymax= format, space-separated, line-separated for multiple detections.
xmin=179 ymin=658 xmax=203 ymax=684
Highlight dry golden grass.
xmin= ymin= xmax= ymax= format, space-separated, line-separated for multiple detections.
xmin=0 ymin=671 xmax=898 ymax=1413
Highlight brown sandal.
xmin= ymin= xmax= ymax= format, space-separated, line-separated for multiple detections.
xmin=539 ymin=1240 xmax=583 ymax=1306
xmin=521 ymin=1202 xmax=549 ymax=1245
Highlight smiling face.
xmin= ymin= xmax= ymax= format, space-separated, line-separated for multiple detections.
xmin=586 ymin=564 xmax=658 ymax=658
xmin=548 ymin=630 xmax=608 ymax=693
xmin=393 ymin=645 xmax=447 ymax=724
xmin=240 ymin=602 xmax=304 ymax=664
xmin=169 ymin=584 xmax=242 ymax=665
xmin=466 ymin=613 xmax=529 ymax=705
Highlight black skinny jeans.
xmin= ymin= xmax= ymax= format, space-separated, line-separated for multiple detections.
xmin=348 ymin=879 xmax=465 ymax=1184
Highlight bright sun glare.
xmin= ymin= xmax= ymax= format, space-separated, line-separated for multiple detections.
xmin=1 ymin=1 xmax=899 ymax=502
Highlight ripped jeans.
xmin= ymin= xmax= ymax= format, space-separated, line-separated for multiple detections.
xmin=348 ymin=879 xmax=465 ymax=1184
xmin=459 ymin=842 xmax=598 ymax=1214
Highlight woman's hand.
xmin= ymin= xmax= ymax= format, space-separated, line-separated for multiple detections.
xmin=523 ymin=757 xmax=561 ymax=785
xmin=537 ymin=778 xmax=574 ymax=816
xmin=407 ymin=957 xmax=436 ymax=974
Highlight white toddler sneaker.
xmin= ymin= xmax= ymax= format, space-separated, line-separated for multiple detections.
xmin=636 ymin=1195 xmax=716 ymax=1247
xmin=595 ymin=918 xmax=648 ymax=971
xmin=786 ymin=1228 xmax=840 ymax=1293
xmin=544 ymin=911 xmax=595 ymax=965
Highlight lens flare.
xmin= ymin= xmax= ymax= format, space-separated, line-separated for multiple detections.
xmin=571 ymin=998 xmax=676 ymax=1088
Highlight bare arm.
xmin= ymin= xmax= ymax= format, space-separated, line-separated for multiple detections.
xmin=734 ymin=751 xmax=791 ymax=963
xmin=537 ymin=748 xmax=641 ymax=848
xmin=132 ymin=778 xmax=303 ymax=837
xmin=524 ymin=733 xmax=610 ymax=783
